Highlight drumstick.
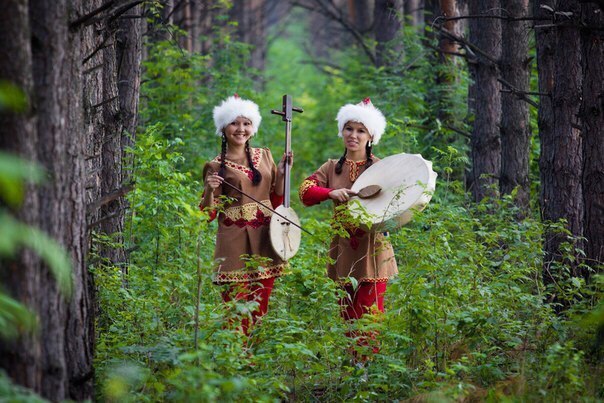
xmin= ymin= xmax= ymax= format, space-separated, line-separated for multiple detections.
xmin=351 ymin=185 xmax=382 ymax=199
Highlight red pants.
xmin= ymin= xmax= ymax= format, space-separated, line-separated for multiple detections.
xmin=339 ymin=281 xmax=387 ymax=357
xmin=221 ymin=277 xmax=275 ymax=335
xmin=340 ymin=281 xmax=387 ymax=320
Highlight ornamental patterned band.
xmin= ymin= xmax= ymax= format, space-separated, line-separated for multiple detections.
xmin=298 ymin=175 xmax=319 ymax=202
xmin=212 ymin=147 xmax=263 ymax=181
xmin=213 ymin=263 xmax=287 ymax=283
xmin=222 ymin=200 xmax=273 ymax=228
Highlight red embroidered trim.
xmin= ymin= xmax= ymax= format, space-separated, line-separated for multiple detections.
xmin=338 ymin=277 xmax=389 ymax=285
xmin=212 ymin=147 xmax=263 ymax=181
xmin=222 ymin=208 xmax=271 ymax=228
xmin=299 ymin=174 xmax=320 ymax=203
xmin=345 ymin=159 xmax=367 ymax=182
xmin=213 ymin=263 xmax=286 ymax=283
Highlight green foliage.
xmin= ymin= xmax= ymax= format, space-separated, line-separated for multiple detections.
xmin=0 ymin=151 xmax=73 ymax=340
xmin=94 ymin=14 xmax=602 ymax=403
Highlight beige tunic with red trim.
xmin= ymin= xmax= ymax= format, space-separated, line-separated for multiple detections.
xmin=299 ymin=158 xmax=398 ymax=283
xmin=203 ymin=147 xmax=286 ymax=283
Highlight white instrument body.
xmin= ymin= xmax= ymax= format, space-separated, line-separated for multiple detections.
xmin=348 ymin=153 xmax=437 ymax=226
xmin=270 ymin=205 xmax=301 ymax=261
xmin=270 ymin=95 xmax=303 ymax=261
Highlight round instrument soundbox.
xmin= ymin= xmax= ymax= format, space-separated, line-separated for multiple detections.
xmin=348 ymin=153 xmax=437 ymax=226
xmin=270 ymin=205 xmax=302 ymax=261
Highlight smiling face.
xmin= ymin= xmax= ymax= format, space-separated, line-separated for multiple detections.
xmin=223 ymin=116 xmax=254 ymax=148
xmin=342 ymin=121 xmax=372 ymax=153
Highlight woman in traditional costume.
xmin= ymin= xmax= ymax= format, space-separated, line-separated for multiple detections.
xmin=200 ymin=94 xmax=290 ymax=335
xmin=298 ymin=98 xmax=398 ymax=355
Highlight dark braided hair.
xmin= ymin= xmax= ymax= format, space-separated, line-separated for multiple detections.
xmin=245 ymin=141 xmax=262 ymax=185
xmin=335 ymin=148 xmax=348 ymax=175
xmin=365 ymin=141 xmax=373 ymax=168
xmin=218 ymin=134 xmax=227 ymax=178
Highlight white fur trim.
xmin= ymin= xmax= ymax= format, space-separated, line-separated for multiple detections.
xmin=213 ymin=96 xmax=262 ymax=136
xmin=336 ymin=100 xmax=387 ymax=145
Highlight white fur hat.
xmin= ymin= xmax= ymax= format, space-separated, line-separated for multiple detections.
xmin=336 ymin=98 xmax=387 ymax=145
xmin=213 ymin=94 xmax=262 ymax=136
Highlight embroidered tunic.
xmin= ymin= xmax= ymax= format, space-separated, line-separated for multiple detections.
xmin=202 ymin=147 xmax=286 ymax=283
xmin=299 ymin=158 xmax=398 ymax=283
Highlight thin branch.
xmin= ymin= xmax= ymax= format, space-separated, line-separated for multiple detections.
xmin=501 ymin=89 xmax=549 ymax=96
xmin=70 ymin=0 xmax=117 ymax=30
xmin=87 ymin=184 xmax=134 ymax=214
xmin=92 ymin=95 xmax=119 ymax=110
xmin=497 ymin=77 xmax=540 ymax=108
xmin=292 ymin=0 xmax=377 ymax=65
xmin=107 ymin=0 xmax=144 ymax=24
xmin=425 ymin=42 xmax=471 ymax=61
xmin=435 ymin=14 xmax=550 ymax=23
xmin=437 ymin=25 xmax=499 ymax=65
xmin=82 ymin=32 xmax=113 ymax=65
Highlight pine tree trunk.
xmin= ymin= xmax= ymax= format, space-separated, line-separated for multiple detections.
xmin=0 ymin=0 xmax=41 ymax=390
xmin=468 ymin=0 xmax=502 ymax=202
xmin=500 ymin=0 xmax=531 ymax=214
xmin=580 ymin=3 xmax=604 ymax=274
xmin=535 ymin=0 xmax=584 ymax=293
xmin=404 ymin=0 xmax=423 ymax=27
xmin=374 ymin=0 xmax=403 ymax=67
xmin=0 ymin=0 xmax=93 ymax=399
xmin=348 ymin=0 xmax=374 ymax=32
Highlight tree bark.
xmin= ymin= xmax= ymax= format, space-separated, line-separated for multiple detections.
xmin=348 ymin=0 xmax=374 ymax=32
xmin=374 ymin=0 xmax=403 ymax=67
xmin=0 ymin=0 xmax=93 ymax=399
xmin=535 ymin=0 xmax=584 ymax=293
xmin=404 ymin=0 xmax=423 ymax=27
xmin=581 ymin=2 xmax=604 ymax=274
xmin=468 ymin=0 xmax=502 ymax=202
xmin=499 ymin=0 xmax=531 ymax=214
xmin=0 ymin=0 xmax=41 ymax=391
xmin=230 ymin=0 xmax=268 ymax=72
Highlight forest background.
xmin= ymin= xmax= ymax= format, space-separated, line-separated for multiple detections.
xmin=0 ymin=0 xmax=603 ymax=401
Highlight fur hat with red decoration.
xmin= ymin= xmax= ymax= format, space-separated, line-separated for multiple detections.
xmin=336 ymin=98 xmax=387 ymax=145
xmin=213 ymin=94 xmax=262 ymax=136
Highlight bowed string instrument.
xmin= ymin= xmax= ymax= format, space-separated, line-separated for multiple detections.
xmin=269 ymin=95 xmax=303 ymax=260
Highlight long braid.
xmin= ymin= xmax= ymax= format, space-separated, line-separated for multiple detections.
xmin=245 ymin=141 xmax=262 ymax=185
xmin=365 ymin=141 xmax=373 ymax=168
xmin=218 ymin=134 xmax=227 ymax=178
xmin=335 ymin=148 xmax=348 ymax=175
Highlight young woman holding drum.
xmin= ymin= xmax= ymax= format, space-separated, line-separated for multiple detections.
xmin=298 ymin=98 xmax=398 ymax=359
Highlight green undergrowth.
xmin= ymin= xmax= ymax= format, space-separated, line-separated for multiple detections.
xmin=93 ymin=15 xmax=602 ymax=403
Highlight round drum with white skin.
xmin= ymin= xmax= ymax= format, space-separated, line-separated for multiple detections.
xmin=348 ymin=153 xmax=437 ymax=226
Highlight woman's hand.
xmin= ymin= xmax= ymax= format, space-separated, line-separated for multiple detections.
xmin=277 ymin=151 xmax=294 ymax=175
xmin=328 ymin=188 xmax=356 ymax=202
xmin=205 ymin=172 xmax=223 ymax=190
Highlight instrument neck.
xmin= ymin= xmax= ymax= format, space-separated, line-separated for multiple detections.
xmin=283 ymin=120 xmax=292 ymax=207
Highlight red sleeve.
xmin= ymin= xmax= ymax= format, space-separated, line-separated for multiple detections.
xmin=299 ymin=174 xmax=332 ymax=206
xmin=270 ymin=192 xmax=284 ymax=208
xmin=199 ymin=191 xmax=218 ymax=222
xmin=301 ymin=185 xmax=332 ymax=206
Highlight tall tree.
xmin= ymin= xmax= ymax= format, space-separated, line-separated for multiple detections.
xmin=404 ymin=0 xmax=424 ymax=27
xmin=467 ymin=0 xmax=502 ymax=202
xmin=374 ymin=0 xmax=403 ymax=66
xmin=348 ymin=0 xmax=374 ymax=32
xmin=0 ymin=0 xmax=41 ymax=391
xmin=230 ymin=0 xmax=268 ymax=71
xmin=0 ymin=0 xmax=94 ymax=399
xmin=499 ymin=0 xmax=531 ymax=214
xmin=534 ymin=0 xmax=584 ymax=292
xmin=580 ymin=2 xmax=604 ymax=274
